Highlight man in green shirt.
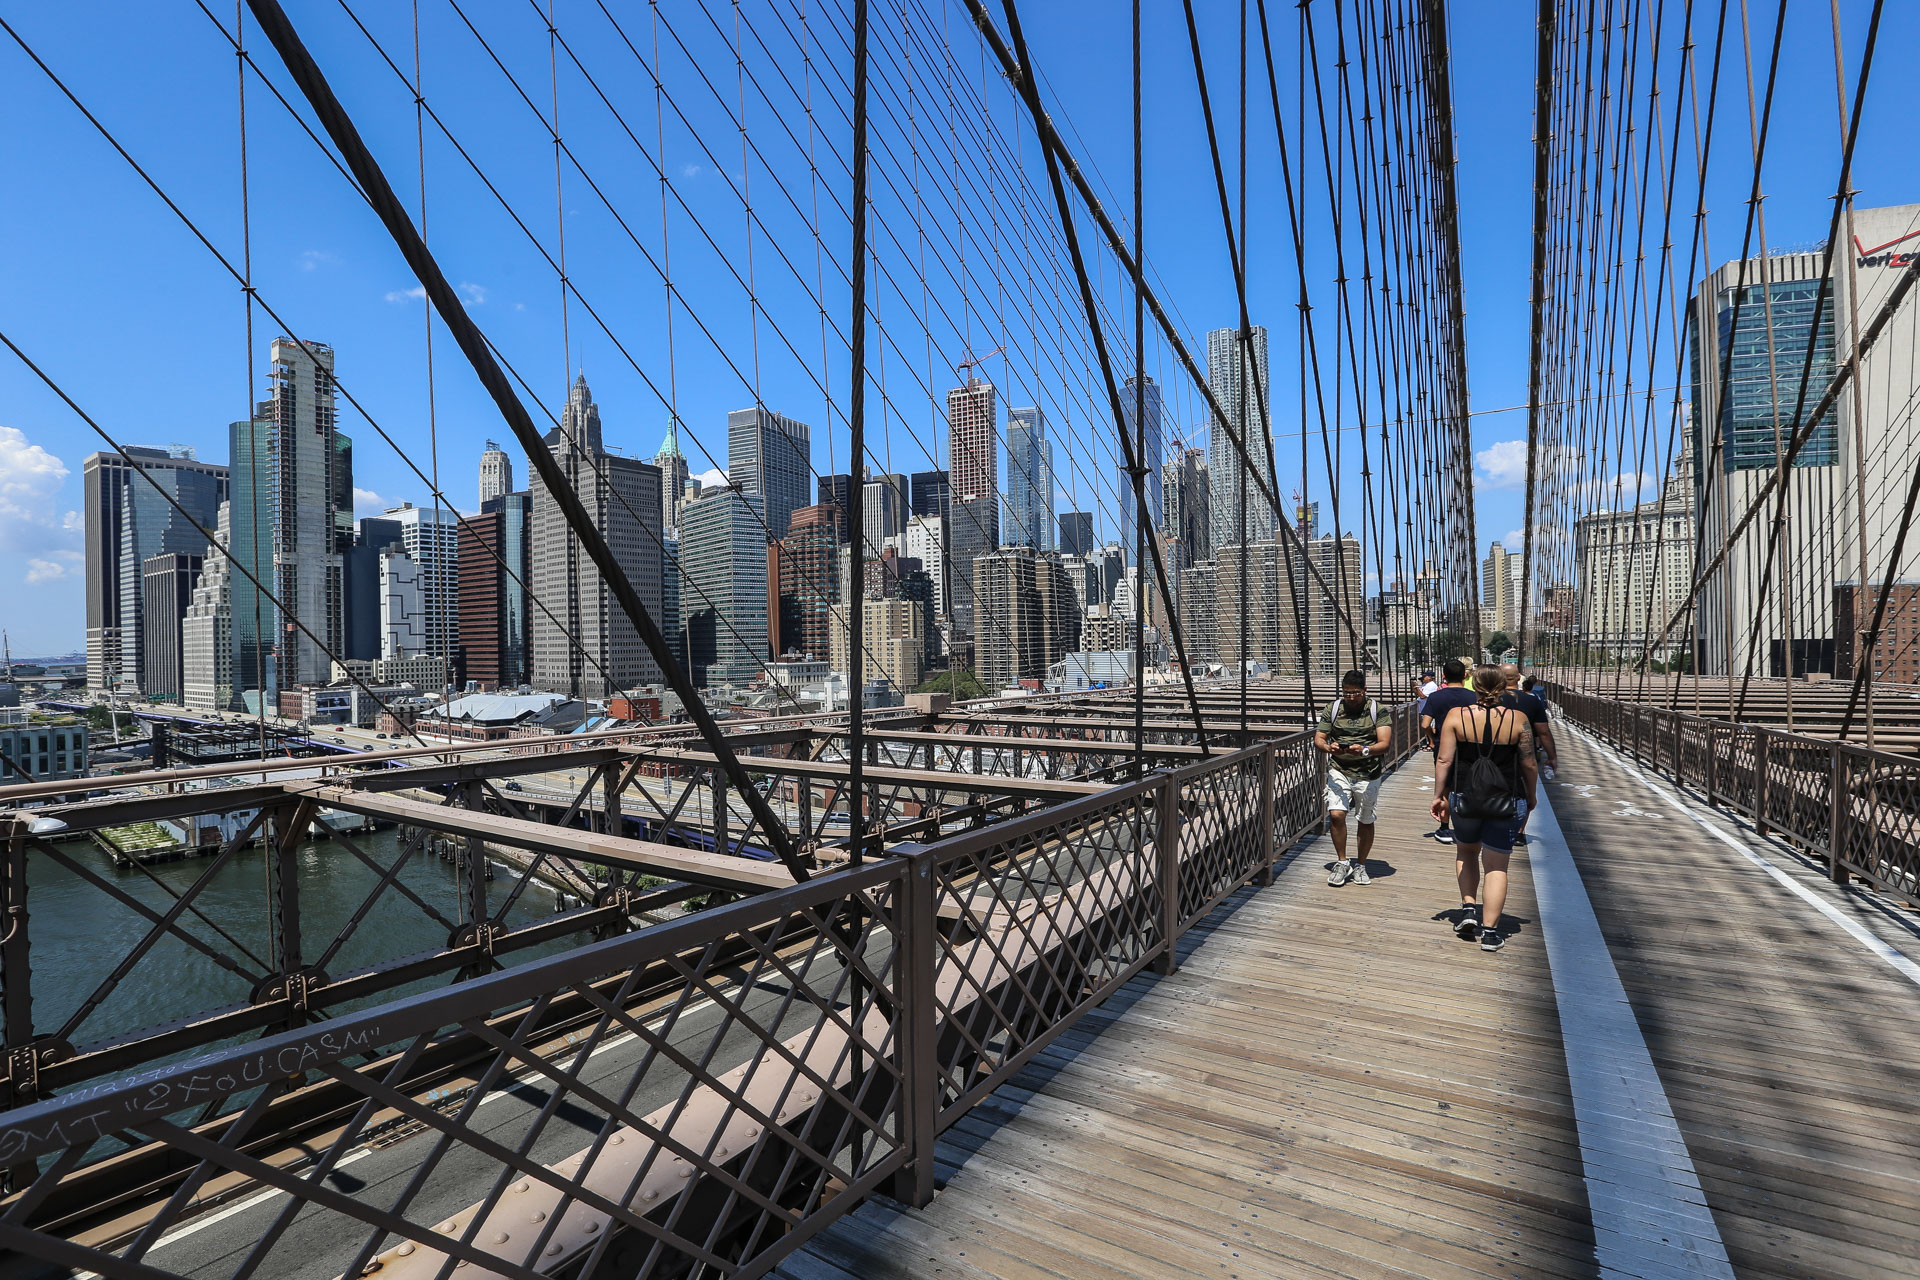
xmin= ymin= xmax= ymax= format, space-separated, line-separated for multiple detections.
xmin=1317 ymin=669 xmax=1393 ymax=886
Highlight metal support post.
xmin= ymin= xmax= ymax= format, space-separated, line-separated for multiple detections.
xmin=463 ymin=780 xmax=489 ymax=924
xmin=1153 ymin=774 xmax=1181 ymax=976
xmin=270 ymin=800 xmax=306 ymax=978
xmin=602 ymin=766 xmax=623 ymax=839
xmin=1754 ymin=732 xmax=1772 ymax=835
xmin=1258 ymin=745 xmax=1277 ymax=887
xmin=1 ymin=823 xmax=32 ymax=1109
xmin=1704 ymin=722 xmax=1718 ymax=805
xmin=712 ymin=773 xmax=729 ymax=859
xmin=892 ymin=849 xmax=938 ymax=1208
xmin=1828 ymin=745 xmax=1850 ymax=886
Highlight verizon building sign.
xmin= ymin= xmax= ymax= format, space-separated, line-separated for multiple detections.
xmin=1853 ymin=227 xmax=1920 ymax=269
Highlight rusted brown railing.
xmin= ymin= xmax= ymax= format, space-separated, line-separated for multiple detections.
xmin=0 ymin=708 xmax=1420 ymax=1278
xmin=1551 ymin=687 xmax=1920 ymax=908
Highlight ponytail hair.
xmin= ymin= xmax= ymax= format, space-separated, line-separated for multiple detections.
xmin=1473 ymin=665 xmax=1506 ymax=707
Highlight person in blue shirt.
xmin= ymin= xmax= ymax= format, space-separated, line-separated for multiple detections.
xmin=1497 ymin=663 xmax=1557 ymax=845
xmin=1420 ymin=658 xmax=1478 ymax=846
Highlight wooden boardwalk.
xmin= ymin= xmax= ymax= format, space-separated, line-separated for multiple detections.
xmin=774 ymin=726 xmax=1920 ymax=1280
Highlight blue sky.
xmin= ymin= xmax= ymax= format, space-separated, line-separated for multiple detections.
xmin=2 ymin=0 xmax=1909 ymax=657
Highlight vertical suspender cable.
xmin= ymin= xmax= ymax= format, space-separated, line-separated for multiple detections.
xmin=1521 ymin=0 xmax=1556 ymax=668
xmin=1132 ymin=0 xmax=1146 ymax=777
xmin=240 ymin=0 xmax=806 ymax=879
xmin=993 ymin=0 xmax=1211 ymax=756
xmin=847 ymin=0 xmax=870 ymax=865
xmin=235 ymin=0 xmax=267 ymax=765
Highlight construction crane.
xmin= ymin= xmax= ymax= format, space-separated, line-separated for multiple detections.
xmin=955 ymin=344 xmax=1005 ymax=377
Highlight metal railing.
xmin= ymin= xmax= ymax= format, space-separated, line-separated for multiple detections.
xmin=0 ymin=708 xmax=1420 ymax=1278
xmin=1552 ymin=688 xmax=1920 ymax=907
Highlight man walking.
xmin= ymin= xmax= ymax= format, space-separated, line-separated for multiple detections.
xmin=1318 ymin=670 xmax=1392 ymax=886
xmin=1421 ymin=658 xmax=1477 ymax=845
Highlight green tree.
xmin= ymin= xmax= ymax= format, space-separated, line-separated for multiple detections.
xmin=1394 ymin=634 xmax=1430 ymax=665
xmin=1432 ymin=630 xmax=1468 ymax=665
xmin=1485 ymin=631 xmax=1513 ymax=660
xmin=915 ymin=667 xmax=984 ymax=700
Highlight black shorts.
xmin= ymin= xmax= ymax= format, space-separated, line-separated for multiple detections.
xmin=1447 ymin=795 xmax=1527 ymax=853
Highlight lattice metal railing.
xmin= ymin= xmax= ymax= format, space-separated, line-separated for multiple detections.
xmin=0 ymin=724 xmax=1389 ymax=1277
xmin=1552 ymin=688 xmax=1920 ymax=907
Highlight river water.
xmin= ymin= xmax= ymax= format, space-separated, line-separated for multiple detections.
xmin=20 ymin=828 xmax=586 ymax=1058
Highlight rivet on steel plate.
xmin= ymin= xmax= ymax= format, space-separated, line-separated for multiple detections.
xmin=438 ymin=1222 xmax=457 ymax=1233
xmin=679 ymin=1168 xmax=692 ymax=1179
xmin=513 ymin=1181 xmax=530 ymax=1193
xmin=530 ymin=1211 xmax=546 ymax=1223
xmin=547 ymin=1244 xmax=564 ymax=1256
xmin=492 ymin=1232 xmax=510 ymax=1244
xmin=586 ymin=1222 xmax=601 ymax=1235
xmin=610 ymin=1134 xmax=624 ymax=1145
xmin=395 ymin=1244 xmax=415 ymax=1257
xmin=642 ymin=1190 xmax=659 ymax=1203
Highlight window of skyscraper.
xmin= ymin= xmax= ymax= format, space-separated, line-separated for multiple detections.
xmin=1712 ymin=279 xmax=1838 ymax=472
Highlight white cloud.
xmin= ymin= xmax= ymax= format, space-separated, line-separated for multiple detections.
xmin=299 ymin=249 xmax=339 ymax=271
xmin=1474 ymin=439 xmax=1528 ymax=489
xmin=353 ymin=487 xmax=390 ymax=517
xmin=387 ymin=282 xmax=486 ymax=305
xmin=1502 ymin=529 xmax=1526 ymax=550
xmin=26 ymin=553 xmax=80 ymax=585
xmin=0 ymin=424 xmax=74 ymax=551
xmin=693 ymin=468 xmax=728 ymax=490
xmin=514 ymin=301 xmax=526 ymax=312
xmin=682 ymin=163 xmax=701 ymax=178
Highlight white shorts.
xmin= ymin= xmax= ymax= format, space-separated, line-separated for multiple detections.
xmin=1325 ymin=771 xmax=1380 ymax=824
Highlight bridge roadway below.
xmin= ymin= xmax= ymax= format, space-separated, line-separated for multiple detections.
xmin=773 ymin=721 xmax=1920 ymax=1280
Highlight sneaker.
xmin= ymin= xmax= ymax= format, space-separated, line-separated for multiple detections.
xmin=1328 ymin=860 xmax=1353 ymax=887
xmin=1454 ymin=905 xmax=1481 ymax=940
xmin=1480 ymin=925 xmax=1506 ymax=952
xmin=1351 ymin=862 xmax=1372 ymax=886
xmin=1434 ymin=828 xmax=1456 ymax=846
xmin=1512 ymin=833 xmax=1528 ymax=847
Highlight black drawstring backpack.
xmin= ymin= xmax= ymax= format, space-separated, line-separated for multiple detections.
xmin=1457 ymin=706 xmax=1517 ymax=820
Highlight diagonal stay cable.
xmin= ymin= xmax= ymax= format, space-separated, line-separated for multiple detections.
xmin=993 ymin=0 xmax=1210 ymax=755
xmin=239 ymin=0 xmax=805 ymax=878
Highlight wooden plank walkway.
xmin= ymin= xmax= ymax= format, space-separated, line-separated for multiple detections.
xmin=773 ymin=731 xmax=1920 ymax=1280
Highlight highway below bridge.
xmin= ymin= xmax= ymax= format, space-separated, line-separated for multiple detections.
xmin=0 ymin=686 xmax=1342 ymax=1278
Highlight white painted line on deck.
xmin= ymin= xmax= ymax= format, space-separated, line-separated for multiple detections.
xmin=1566 ymin=723 xmax=1920 ymax=991
xmin=1526 ymin=788 xmax=1737 ymax=1280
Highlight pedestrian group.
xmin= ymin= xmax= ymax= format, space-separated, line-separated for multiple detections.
xmin=1313 ymin=659 xmax=1555 ymax=952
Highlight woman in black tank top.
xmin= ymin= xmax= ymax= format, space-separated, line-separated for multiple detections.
xmin=1430 ymin=666 xmax=1539 ymax=951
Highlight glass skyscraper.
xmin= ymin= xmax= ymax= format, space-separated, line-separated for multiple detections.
xmin=681 ymin=487 xmax=769 ymax=689
xmin=727 ymin=406 xmax=811 ymax=542
xmin=1693 ymin=278 xmax=1839 ymax=473
xmin=1119 ymin=375 xmax=1165 ymax=565
xmin=1004 ymin=407 xmax=1055 ymax=551
xmin=1206 ymin=326 xmax=1276 ymax=546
